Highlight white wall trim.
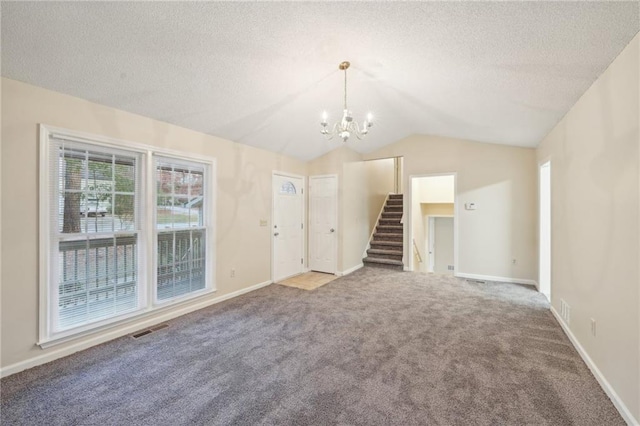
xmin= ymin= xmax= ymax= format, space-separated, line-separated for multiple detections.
xmin=550 ymin=307 xmax=639 ymax=426
xmin=0 ymin=280 xmax=272 ymax=379
xmin=337 ymin=263 xmax=363 ymax=276
xmin=455 ymin=272 xmax=538 ymax=288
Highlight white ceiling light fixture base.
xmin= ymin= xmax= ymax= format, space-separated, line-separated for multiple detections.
xmin=320 ymin=61 xmax=373 ymax=143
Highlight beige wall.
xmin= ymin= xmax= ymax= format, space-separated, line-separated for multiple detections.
xmin=307 ymin=146 xmax=366 ymax=273
xmin=365 ymin=135 xmax=537 ymax=282
xmin=1 ymin=78 xmax=307 ymax=370
xmin=417 ymin=175 xmax=455 ymax=203
xmin=537 ymin=35 xmax=639 ymax=422
xmin=343 ymin=160 xmax=369 ymax=271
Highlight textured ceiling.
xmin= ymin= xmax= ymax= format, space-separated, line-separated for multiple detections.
xmin=2 ymin=2 xmax=639 ymax=161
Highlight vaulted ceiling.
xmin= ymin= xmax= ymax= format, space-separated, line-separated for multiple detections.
xmin=2 ymin=2 xmax=638 ymax=160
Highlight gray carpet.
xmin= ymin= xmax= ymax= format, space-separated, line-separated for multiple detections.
xmin=1 ymin=267 xmax=624 ymax=425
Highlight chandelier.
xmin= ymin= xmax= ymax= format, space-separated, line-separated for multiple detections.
xmin=320 ymin=61 xmax=373 ymax=142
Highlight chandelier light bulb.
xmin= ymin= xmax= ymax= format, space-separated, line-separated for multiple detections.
xmin=319 ymin=61 xmax=374 ymax=143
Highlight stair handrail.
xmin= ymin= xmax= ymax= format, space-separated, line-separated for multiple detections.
xmin=362 ymin=193 xmax=392 ymax=259
xmin=413 ymin=238 xmax=423 ymax=263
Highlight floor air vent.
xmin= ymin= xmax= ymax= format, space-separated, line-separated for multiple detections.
xmin=132 ymin=323 xmax=169 ymax=339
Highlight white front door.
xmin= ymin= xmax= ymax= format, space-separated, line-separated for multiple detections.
xmin=273 ymin=174 xmax=304 ymax=282
xmin=309 ymin=175 xmax=337 ymax=274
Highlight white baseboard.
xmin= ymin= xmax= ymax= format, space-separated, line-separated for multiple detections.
xmin=455 ymin=272 xmax=538 ymax=288
xmin=0 ymin=280 xmax=273 ymax=378
xmin=337 ymin=263 xmax=363 ymax=276
xmin=551 ymin=307 xmax=638 ymax=426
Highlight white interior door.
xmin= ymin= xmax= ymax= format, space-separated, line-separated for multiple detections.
xmin=309 ymin=175 xmax=337 ymax=274
xmin=433 ymin=217 xmax=454 ymax=274
xmin=273 ymin=174 xmax=303 ymax=282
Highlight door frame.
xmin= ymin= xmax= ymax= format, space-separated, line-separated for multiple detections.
xmin=309 ymin=174 xmax=338 ymax=275
xmin=538 ymin=159 xmax=551 ymax=300
xmin=271 ymin=171 xmax=306 ymax=283
xmin=427 ymin=215 xmax=455 ymax=273
xmin=408 ymin=173 xmax=458 ymax=273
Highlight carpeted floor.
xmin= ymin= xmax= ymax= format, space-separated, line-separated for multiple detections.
xmin=1 ymin=268 xmax=624 ymax=425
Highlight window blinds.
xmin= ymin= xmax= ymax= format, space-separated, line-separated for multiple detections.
xmin=155 ymin=158 xmax=207 ymax=301
xmin=50 ymin=137 xmax=142 ymax=331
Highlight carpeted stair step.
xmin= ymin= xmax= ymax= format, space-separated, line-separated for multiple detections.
xmin=376 ymin=225 xmax=403 ymax=233
xmin=384 ymin=206 xmax=403 ymax=213
xmin=363 ymin=256 xmax=404 ymax=271
xmin=364 ymin=193 xmax=404 ymax=270
xmin=373 ymin=232 xmax=403 ymax=242
xmin=366 ymin=249 xmax=403 ymax=262
xmin=381 ymin=211 xmax=402 ymax=219
xmin=370 ymin=240 xmax=403 ymax=250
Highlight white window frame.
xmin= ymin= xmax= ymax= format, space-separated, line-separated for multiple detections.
xmin=152 ymin=155 xmax=215 ymax=306
xmin=38 ymin=125 xmax=216 ymax=347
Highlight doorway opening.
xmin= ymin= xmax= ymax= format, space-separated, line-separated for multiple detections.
xmin=410 ymin=174 xmax=456 ymax=274
xmin=539 ymin=161 xmax=551 ymax=301
xmin=363 ymin=157 xmax=401 ymax=233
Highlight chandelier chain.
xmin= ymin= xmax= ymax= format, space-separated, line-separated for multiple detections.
xmin=344 ymin=67 xmax=348 ymax=110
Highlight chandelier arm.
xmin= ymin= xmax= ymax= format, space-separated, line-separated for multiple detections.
xmin=322 ymin=122 xmax=340 ymax=141
xmin=351 ymin=122 xmax=365 ymax=140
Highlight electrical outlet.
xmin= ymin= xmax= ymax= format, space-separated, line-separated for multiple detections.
xmin=512 ymin=258 xmax=517 ymax=265
xmin=230 ymin=269 xmax=235 ymax=278
xmin=591 ymin=318 xmax=596 ymax=336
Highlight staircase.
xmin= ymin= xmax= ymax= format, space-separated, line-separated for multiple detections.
xmin=363 ymin=194 xmax=404 ymax=270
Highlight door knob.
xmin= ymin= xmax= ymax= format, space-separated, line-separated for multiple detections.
xmin=330 ymin=228 xmax=335 ymax=233
xmin=274 ymin=232 xmax=279 ymax=236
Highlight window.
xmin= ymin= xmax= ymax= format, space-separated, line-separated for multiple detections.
xmin=40 ymin=126 xmax=215 ymax=345
xmin=155 ymin=159 xmax=209 ymax=301
xmin=279 ymin=181 xmax=296 ymax=195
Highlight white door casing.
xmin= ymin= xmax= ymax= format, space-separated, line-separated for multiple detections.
xmin=272 ymin=173 xmax=304 ymax=282
xmin=428 ymin=217 xmax=435 ymax=273
xmin=539 ymin=161 xmax=551 ymax=301
xmin=309 ymin=175 xmax=337 ymax=274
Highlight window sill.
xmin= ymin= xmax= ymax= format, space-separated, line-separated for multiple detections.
xmin=38 ymin=288 xmax=215 ymax=349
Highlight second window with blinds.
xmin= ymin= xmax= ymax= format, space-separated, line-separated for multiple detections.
xmin=155 ymin=158 xmax=209 ymax=302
